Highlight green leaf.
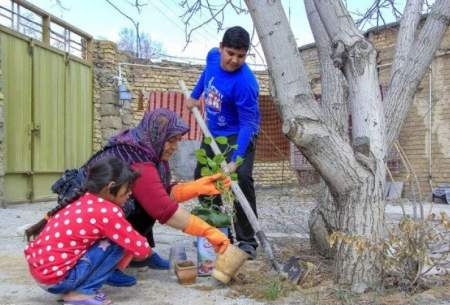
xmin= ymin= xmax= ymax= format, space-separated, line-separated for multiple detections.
xmin=211 ymin=163 xmax=219 ymax=173
xmin=191 ymin=207 xmax=231 ymax=227
xmin=207 ymin=158 xmax=216 ymax=168
xmin=230 ymin=144 xmax=238 ymax=150
xmin=197 ymin=156 xmax=207 ymax=165
xmin=230 ymin=173 xmax=238 ymax=181
xmin=215 ymin=136 xmax=228 ymax=145
xmin=204 ymin=137 xmax=212 ymax=145
xmin=200 ymin=167 xmax=212 ymax=177
xmin=236 ymin=156 xmax=244 ymax=167
xmin=195 ymin=148 xmax=207 ymax=158
xmin=213 ymin=154 xmax=225 ymax=164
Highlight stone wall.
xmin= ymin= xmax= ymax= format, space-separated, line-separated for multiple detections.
xmin=300 ymin=24 xmax=450 ymax=197
xmin=91 ymin=40 xmax=296 ymax=187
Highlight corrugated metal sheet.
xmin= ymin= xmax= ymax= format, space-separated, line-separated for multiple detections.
xmin=147 ymin=91 xmax=204 ymax=141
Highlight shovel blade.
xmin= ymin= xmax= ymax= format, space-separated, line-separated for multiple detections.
xmin=282 ymin=256 xmax=303 ymax=283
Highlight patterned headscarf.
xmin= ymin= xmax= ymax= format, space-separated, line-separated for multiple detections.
xmin=88 ymin=109 xmax=189 ymax=189
xmin=109 ymin=108 xmax=189 ymax=162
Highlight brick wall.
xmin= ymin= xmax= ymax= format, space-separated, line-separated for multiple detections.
xmin=92 ymin=24 xmax=450 ymax=194
xmin=92 ymin=40 xmax=296 ymax=188
xmin=300 ymin=24 xmax=450 ymax=197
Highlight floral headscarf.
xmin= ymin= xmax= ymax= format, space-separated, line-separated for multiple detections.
xmin=89 ymin=108 xmax=189 ymax=189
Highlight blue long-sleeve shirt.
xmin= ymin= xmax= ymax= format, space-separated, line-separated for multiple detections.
xmin=191 ymin=48 xmax=260 ymax=161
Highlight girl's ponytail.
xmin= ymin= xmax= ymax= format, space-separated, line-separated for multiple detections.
xmin=25 ymin=188 xmax=85 ymax=241
xmin=25 ymin=156 xmax=138 ymax=241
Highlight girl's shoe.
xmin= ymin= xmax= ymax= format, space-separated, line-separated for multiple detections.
xmin=64 ymin=299 xmax=112 ymax=305
xmin=129 ymin=251 xmax=170 ymax=270
xmin=105 ymin=269 xmax=137 ymax=287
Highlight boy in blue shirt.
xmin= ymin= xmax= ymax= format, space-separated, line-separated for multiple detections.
xmin=187 ymin=26 xmax=260 ymax=259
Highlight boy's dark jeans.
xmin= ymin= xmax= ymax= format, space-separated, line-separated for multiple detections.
xmin=194 ymin=134 xmax=258 ymax=250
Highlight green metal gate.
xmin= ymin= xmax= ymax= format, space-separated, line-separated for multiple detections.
xmin=1 ymin=27 xmax=93 ymax=203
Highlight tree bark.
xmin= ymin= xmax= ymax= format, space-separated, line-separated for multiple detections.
xmin=308 ymin=0 xmax=386 ymax=291
xmin=244 ymin=0 xmax=449 ymax=293
xmin=385 ymin=0 xmax=450 ymax=146
xmin=390 ymin=0 xmax=423 ymax=76
xmin=246 ymin=0 xmax=384 ymax=291
xmin=304 ymin=0 xmax=348 ymax=259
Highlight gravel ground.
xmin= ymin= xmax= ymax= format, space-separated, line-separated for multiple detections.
xmin=1 ymin=187 xmax=450 ymax=305
xmin=0 ymin=187 xmax=312 ymax=305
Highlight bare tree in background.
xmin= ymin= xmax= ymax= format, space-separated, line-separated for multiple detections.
xmin=117 ymin=27 xmax=163 ymax=59
xmin=179 ymin=0 xmax=450 ymax=292
xmin=105 ymin=0 xmax=147 ymax=58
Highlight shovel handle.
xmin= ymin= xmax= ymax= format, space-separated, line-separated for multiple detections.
xmin=179 ymin=80 xmax=283 ymax=273
xmin=178 ymin=81 xmax=261 ymax=228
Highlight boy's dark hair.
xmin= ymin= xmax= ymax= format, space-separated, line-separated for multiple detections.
xmin=221 ymin=26 xmax=250 ymax=51
xmin=25 ymin=157 xmax=139 ymax=241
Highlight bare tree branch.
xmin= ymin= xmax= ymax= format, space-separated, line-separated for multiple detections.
xmin=390 ymin=0 xmax=424 ymax=76
xmin=105 ymin=0 xmax=143 ymax=58
xmin=314 ymin=0 xmax=385 ymax=162
xmin=353 ymin=0 xmax=404 ymax=29
xmin=179 ymin=0 xmax=246 ymax=49
xmin=245 ymin=0 xmax=367 ymax=195
xmin=304 ymin=0 xmax=349 ymax=139
xmin=53 ymin=0 xmax=70 ymax=11
xmin=385 ymin=0 xmax=450 ymax=146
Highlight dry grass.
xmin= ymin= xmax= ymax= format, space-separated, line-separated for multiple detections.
xmin=222 ymin=237 xmax=450 ymax=304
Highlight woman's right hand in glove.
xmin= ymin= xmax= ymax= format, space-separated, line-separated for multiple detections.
xmin=171 ymin=173 xmax=231 ymax=202
xmin=183 ymin=214 xmax=230 ymax=254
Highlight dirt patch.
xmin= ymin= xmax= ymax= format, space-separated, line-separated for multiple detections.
xmin=221 ymin=237 xmax=450 ymax=304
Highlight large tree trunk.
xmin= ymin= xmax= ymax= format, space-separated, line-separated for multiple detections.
xmin=304 ymin=0 xmax=348 ymax=259
xmin=334 ymin=168 xmax=385 ymax=290
xmin=246 ymin=0 xmax=385 ymax=292
xmin=244 ymin=0 xmax=450 ymax=293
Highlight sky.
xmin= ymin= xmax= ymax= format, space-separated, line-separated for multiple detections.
xmin=3 ymin=0 xmax=408 ymax=67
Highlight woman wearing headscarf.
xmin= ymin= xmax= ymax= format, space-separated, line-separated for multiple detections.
xmin=46 ymin=108 xmax=230 ymax=286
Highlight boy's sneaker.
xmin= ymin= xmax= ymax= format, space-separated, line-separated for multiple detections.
xmin=239 ymin=243 xmax=257 ymax=260
xmin=105 ymin=269 xmax=137 ymax=287
xmin=129 ymin=251 xmax=170 ymax=270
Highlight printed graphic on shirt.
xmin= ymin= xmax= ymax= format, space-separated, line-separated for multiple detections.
xmin=205 ymin=77 xmax=223 ymax=112
xmin=217 ymin=115 xmax=227 ymax=127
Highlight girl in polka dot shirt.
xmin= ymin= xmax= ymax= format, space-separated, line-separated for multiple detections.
xmin=24 ymin=157 xmax=151 ymax=305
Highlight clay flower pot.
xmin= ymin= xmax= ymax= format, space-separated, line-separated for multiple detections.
xmin=175 ymin=260 xmax=197 ymax=285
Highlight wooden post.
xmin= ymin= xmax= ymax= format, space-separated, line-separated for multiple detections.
xmin=42 ymin=15 xmax=50 ymax=46
xmin=85 ymin=38 xmax=93 ymax=62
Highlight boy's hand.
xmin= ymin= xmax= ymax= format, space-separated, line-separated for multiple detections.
xmin=226 ymin=161 xmax=238 ymax=174
xmin=186 ymin=97 xmax=201 ymax=111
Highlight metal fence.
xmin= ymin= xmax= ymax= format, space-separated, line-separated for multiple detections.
xmin=0 ymin=0 xmax=92 ymax=60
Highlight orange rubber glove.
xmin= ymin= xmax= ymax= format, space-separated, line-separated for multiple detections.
xmin=171 ymin=173 xmax=231 ymax=203
xmin=183 ymin=214 xmax=230 ymax=254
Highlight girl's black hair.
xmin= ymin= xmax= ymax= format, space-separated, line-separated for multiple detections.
xmin=25 ymin=157 xmax=139 ymax=241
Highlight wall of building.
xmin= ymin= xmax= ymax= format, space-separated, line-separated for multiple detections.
xmin=92 ymin=24 xmax=450 ymax=194
xmin=91 ymin=40 xmax=297 ymax=188
xmin=300 ymin=25 xmax=450 ymax=197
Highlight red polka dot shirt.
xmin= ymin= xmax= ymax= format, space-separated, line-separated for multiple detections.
xmin=24 ymin=193 xmax=151 ymax=285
